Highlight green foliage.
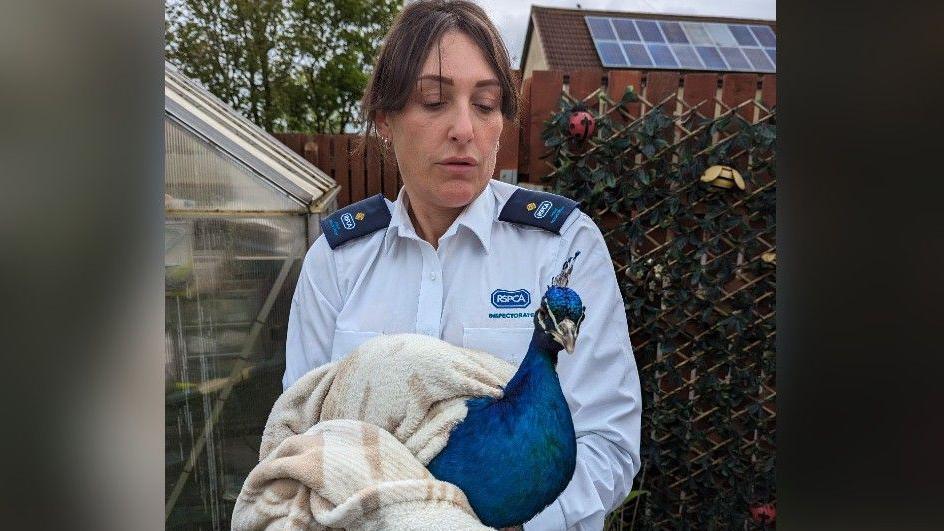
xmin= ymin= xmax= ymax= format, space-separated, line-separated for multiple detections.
xmin=543 ymin=91 xmax=776 ymax=529
xmin=165 ymin=0 xmax=402 ymax=133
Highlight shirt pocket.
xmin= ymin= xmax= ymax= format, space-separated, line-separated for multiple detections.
xmin=331 ymin=329 xmax=380 ymax=361
xmin=462 ymin=327 xmax=533 ymax=365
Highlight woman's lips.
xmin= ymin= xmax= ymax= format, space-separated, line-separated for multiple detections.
xmin=436 ymin=162 xmax=478 ymax=174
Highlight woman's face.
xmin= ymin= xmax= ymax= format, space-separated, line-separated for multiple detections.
xmin=377 ymin=30 xmax=504 ymax=211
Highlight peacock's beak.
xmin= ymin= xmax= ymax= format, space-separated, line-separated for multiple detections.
xmin=555 ymin=319 xmax=578 ymax=354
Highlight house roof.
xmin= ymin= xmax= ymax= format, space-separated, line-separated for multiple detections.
xmin=521 ymin=5 xmax=777 ymax=72
xmin=164 ymin=62 xmax=339 ymax=212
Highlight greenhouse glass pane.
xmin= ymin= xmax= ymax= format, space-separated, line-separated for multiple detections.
xmin=165 ymin=119 xmax=305 ymax=213
xmin=719 ymin=47 xmax=751 ymax=70
xmin=681 ymin=22 xmax=713 ymax=45
xmin=595 ymin=41 xmax=628 ymax=67
xmin=165 ymin=214 xmax=305 ymax=529
xmin=728 ymin=25 xmax=758 ymax=46
xmin=660 ymin=21 xmax=689 ymax=43
xmin=647 ymin=44 xmax=679 ymax=68
xmin=705 ymin=23 xmax=738 ymax=46
xmin=586 ymin=16 xmax=616 ymax=40
xmin=672 ymin=44 xmax=704 ymax=69
xmin=750 ymin=25 xmax=777 ymax=47
xmin=635 ymin=19 xmax=665 ymax=43
xmin=622 ymin=42 xmax=654 ymax=67
xmin=743 ymin=47 xmax=775 ymax=71
xmin=612 ymin=18 xmax=640 ymax=41
xmin=696 ymin=46 xmax=727 ymax=70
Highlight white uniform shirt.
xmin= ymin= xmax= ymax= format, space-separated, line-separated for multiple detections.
xmin=284 ymin=179 xmax=642 ymax=530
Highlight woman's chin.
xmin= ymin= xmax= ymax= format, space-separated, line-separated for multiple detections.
xmin=436 ymin=178 xmax=486 ymax=208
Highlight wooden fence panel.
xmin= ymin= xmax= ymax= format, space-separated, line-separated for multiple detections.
xmin=349 ymin=139 xmax=366 ymax=204
xmin=528 ymin=70 xmax=564 ymax=183
xmin=366 ymin=139 xmax=382 ymax=198
xmin=334 ymin=135 xmax=351 ymax=207
xmin=607 ymin=70 xmax=643 ymax=123
xmin=761 ymin=74 xmax=777 ymax=110
xmin=568 ymin=69 xmax=604 ymax=104
xmin=496 ymin=117 xmax=519 ymax=180
xmin=645 ymin=71 xmax=680 ymax=145
xmin=302 ymin=139 xmax=318 ymax=167
xmin=682 ymin=73 xmax=718 ymax=119
xmin=381 ymin=152 xmax=398 ymax=201
xmin=645 ymin=71 xmax=679 ymax=114
xmin=317 ymin=135 xmax=331 ymax=174
xmin=517 ymin=75 xmax=532 ymax=179
xmin=721 ymin=73 xmax=757 ymax=122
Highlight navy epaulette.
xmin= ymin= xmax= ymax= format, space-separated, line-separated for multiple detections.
xmin=498 ymin=188 xmax=579 ymax=234
xmin=321 ymin=194 xmax=391 ymax=249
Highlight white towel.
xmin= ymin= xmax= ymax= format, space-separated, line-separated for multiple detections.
xmin=232 ymin=333 xmax=518 ymax=530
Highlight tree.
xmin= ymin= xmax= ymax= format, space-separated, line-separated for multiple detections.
xmin=166 ymin=0 xmax=401 ymax=133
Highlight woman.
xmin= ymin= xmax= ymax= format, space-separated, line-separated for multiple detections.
xmin=284 ymin=1 xmax=641 ymax=529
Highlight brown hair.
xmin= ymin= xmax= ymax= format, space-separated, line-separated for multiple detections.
xmin=356 ymin=0 xmax=518 ymax=157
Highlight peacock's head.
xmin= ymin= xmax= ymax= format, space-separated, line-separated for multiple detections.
xmin=534 ymin=252 xmax=586 ymax=354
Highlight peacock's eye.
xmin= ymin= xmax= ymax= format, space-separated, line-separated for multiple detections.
xmin=535 ymin=307 xmax=550 ymax=330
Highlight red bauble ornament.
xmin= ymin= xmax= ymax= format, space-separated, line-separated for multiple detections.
xmin=749 ymin=504 xmax=776 ymax=524
xmin=568 ymin=109 xmax=595 ymax=142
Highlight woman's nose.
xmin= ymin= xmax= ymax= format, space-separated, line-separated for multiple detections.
xmin=448 ymin=103 xmax=474 ymax=144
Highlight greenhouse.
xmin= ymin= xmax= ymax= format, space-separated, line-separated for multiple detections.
xmin=164 ymin=62 xmax=338 ymax=529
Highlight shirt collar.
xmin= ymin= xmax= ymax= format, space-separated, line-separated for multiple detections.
xmin=383 ymin=180 xmax=495 ymax=254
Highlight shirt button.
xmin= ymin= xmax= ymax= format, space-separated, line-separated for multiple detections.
xmin=430 ymin=272 xmax=437 ymax=281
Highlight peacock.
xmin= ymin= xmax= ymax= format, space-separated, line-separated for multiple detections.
xmin=427 ymin=252 xmax=586 ymax=529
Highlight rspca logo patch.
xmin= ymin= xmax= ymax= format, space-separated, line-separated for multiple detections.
xmin=534 ymin=200 xmax=553 ymax=219
xmin=341 ymin=212 xmax=356 ymax=230
xmin=491 ymin=288 xmax=531 ymax=309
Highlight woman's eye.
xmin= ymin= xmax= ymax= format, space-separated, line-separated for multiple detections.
xmin=422 ymin=101 xmax=445 ymax=109
xmin=475 ymin=104 xmax=496 ymax=113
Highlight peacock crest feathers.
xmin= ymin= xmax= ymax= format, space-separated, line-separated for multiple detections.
xmin=551 ymin=251 xmax=580 ymax=287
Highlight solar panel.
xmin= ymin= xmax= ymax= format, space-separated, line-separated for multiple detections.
xmin=705 ymin=23 xmax=738 ymax=46
xmin=743 ymin=47 xmax=773 ymax=71
xmin=622 ymin=42 xmax=653 ymax=67
xmin=719 ymin=47 xmax=751 ymax=70
xmin=586 ymin=16 xmax=616 ymax=40
xmin=596 ymin=41 xmax=628 ymax=67
xmin=612 ymin=18 xmax=640 ymax=41
xmin=728 ymin=25 xmax=758 ymax=46
xmin=647 ymin=44 xmax=678 ymax=68
xmin=764 ymin=48 xmax=776 ymax=67
xmin=681 ymin=22 xmax=713 ymax=45
xmin=659 ymin=21 xmax=688 ymax=44
xmin=585 ymin=16 xmax=776 ymax=73
xmin=696 ymin=46 xmax=727 ymax=70
xmin=672 ymin=45 xmax=704 ymax=69
xmin=750 ymin=25 xmax=777 ymax=47
xmin=635 ymin=20 xmax=665 ymax=43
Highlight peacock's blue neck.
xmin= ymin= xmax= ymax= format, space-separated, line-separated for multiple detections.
xmin=501 ymin=329 xmax=564 ymax=400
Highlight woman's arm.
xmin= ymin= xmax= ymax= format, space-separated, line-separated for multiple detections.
xmin=282 ymin=235 xmax=343 ymax=390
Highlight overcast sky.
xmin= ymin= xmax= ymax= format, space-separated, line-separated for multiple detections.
xmin=455 ymin=1 xmax=776 ymax=67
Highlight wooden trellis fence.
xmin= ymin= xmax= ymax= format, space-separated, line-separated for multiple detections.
xmin=540 ymin=73 xmax=776 ymax=529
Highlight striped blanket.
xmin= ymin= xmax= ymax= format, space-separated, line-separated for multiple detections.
xmin=232 ymin=333 xmax=518 ymax=530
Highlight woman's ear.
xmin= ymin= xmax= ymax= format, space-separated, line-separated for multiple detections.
xmin=375 ymin=110 xmax=392 ymax=139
